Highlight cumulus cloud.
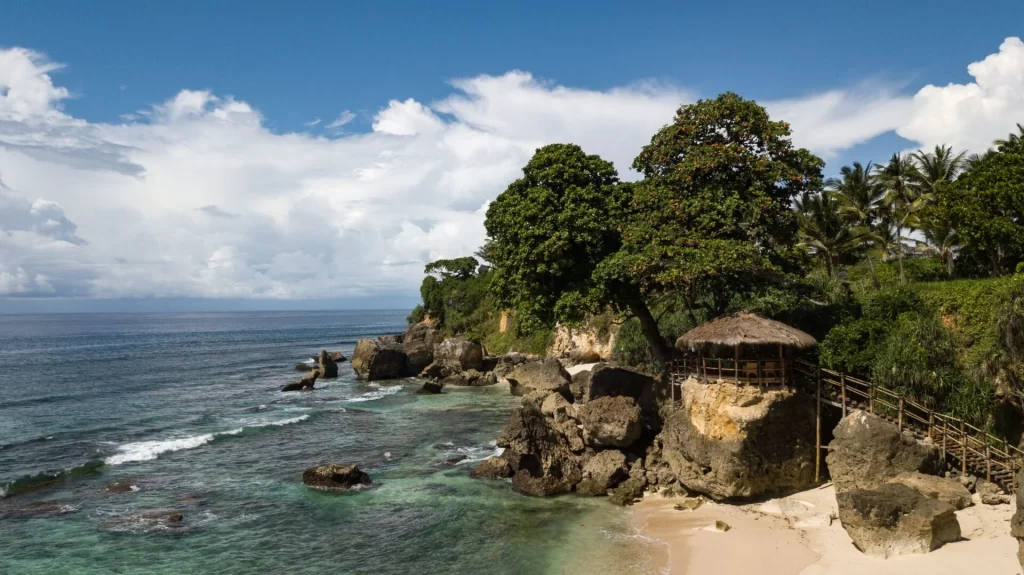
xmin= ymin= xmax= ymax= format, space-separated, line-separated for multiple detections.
xmin=899 ymin=37 xmax=1024 ymax=152
xmin=1 ymin=40 xmax=1016 ymax=304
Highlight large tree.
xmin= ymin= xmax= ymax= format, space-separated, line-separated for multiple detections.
xmin=608 ymin=93 xmax=823 ymax=329
xmin=484 ymin=143 xmax=631 ymax=338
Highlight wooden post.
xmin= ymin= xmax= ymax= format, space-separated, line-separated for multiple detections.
xmin=840 ymin=374 xmax=847 ymax=416
xmin=815 ymin=367 xmax=822 ymax=483
xmin=986 ymin=444 xmax=992 ymax=482
xmin=941 ymin=418 xmax=947 ymax=460
xmin=868 ymin=384 xmax=874 ymax=414
xmin=734 ymin=345 xmax=740 ymax=384
xmin=928 ymin=411 xmax=934 ymax=440
xmin=961 ymin=421 xmax=967 ymax=476
xmin=897 ymin=397 xmax=904 ymax=431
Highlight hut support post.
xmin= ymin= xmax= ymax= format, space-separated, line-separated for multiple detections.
xmin=986 ymin=444 xmax=991 ymax=482
xmin=735 ymin=345 xmax=740 ymax=384
xmin=840 ymin=374 xmax=847 ymax=416
xmin=897 ymin=398 xmax=904 ymax=431
xmin=868 ymin=385 xmax=874 ymax=414
xmin=928 ymin=412 xmax=934 ymax=440
xmin=815 ymin=367 xmax=822 ymax=483
xmin=961 ymin=421 xmax=967 ymax=476
xmin=941 ymin=419 xmax=947 ymax=460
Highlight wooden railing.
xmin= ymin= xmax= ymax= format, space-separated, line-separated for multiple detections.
xmin=668 ymin=357 xmax=1022 ymax=493
xmin=669 ymin=357 xmax=790 ymax=386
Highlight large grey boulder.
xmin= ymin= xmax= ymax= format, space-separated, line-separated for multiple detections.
xmin=403 ymin=322 xmax=440 ymax=375
xmin=659 ymin=378 xmax=815 ymax=500
xmin=837 ymin=483 xmax=961 ymax=558
xmin=576 ymin=450 xmax=628 ymax=496
xmin=570 ymin=363 xmax=661 ymax=433
xmin=507 ymin=359 xmax=571 ymax=398
xmin=827 ymin=411 xmax=941 ymax=492
xmin=1012 ymin=469 xmax=1024 ymax=570
xmin=351 ymin=338 xmax=409 ymax=380
xmin=493 ymin=405 xmax=581 ymax=496
xmin=577 ymin=396 xmax=643 ymax=448
xmin=434 ymin=338 xmax=484 ymax=372
xmin=887 ymin=472 xmax=973 ymax=510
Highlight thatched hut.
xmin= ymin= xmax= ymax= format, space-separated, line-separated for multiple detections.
xmin=673 ymin=311 xmax=817 ymax=385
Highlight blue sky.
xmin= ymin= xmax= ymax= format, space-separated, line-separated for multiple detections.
xmin=0 ymin=1 xmax=1023 ymax=311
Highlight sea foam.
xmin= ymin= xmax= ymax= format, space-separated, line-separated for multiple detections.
xmin=345 ymin=385 xmax=402 ymax=403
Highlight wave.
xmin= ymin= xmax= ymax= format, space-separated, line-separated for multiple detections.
xmin=344 ymin=385 xmax=403 ymax=403
xmin=451 ymin=441 xmax=504 ymax=465
xmin=104 ymin=414 xmax=312 ymax=466
xmin=0 ymin=460 xmax=105 ymax=499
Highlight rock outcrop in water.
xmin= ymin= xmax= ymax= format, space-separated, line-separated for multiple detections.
xmin=658 ymin=377 xmax=815 ymax=500
xmin=317 ymin=350 xmax=338 ymax=379
xmin=403 ymin=320 xmax=440 ymax=375
xmin=352 ymin=338 xmax=409 ymax=380
xmin=474 ymin=362 xmax=675 ymax=501
xmin=826 ymin=410 xmax=941 ymax=492
xmin=302 ymin=464 xmax=372 ymax=491
xmin=281 ymin=370 xmax=318 ymax=392
xmin=836 ymin=483 xmax=961 ymax=558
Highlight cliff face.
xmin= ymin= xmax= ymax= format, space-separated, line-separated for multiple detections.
xmin=547 ymin=313 xmax=619 ymax=363
xmin=659 ymin=377 xmax=816 ymax=500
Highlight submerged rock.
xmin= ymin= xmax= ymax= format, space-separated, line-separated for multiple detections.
xmin=837 ymin=483 xmax=961 ymax=558
xmin=302 ymin=464 xmax=372 ymax=491
xmin=105 ymin=481 xmax=136 ymax=494
xmin=416 ymin=381 xmax=444 ymax=395
xmin=826 ymin=411 xmax=941 ymax=492
xmin=659 ymin=378 xmax=815 ymax=500
xmin=281 ymin=370 xmax=319 ymax=392
xmin=352 ymin=338 xmax=409 ymax=380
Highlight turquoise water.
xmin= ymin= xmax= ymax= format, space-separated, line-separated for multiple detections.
xmin=0 ymin=311 xmax=654 ymax=574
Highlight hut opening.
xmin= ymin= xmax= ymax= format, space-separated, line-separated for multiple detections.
xmin=672 ymin=311 xmax=817 ymax=386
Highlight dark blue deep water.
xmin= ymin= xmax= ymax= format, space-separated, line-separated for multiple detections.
xmin=0 ymin=311 xmax=651 ymax=574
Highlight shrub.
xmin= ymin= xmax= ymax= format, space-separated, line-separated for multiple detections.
xmin=407 ymin=305 xmax=426 ymax=326
xmin=819 ymin=318 xmax=887 ymax=375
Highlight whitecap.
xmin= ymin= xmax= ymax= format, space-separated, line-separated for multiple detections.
xmin=344 ymin=385 xmax=403 ymax=403
xmin=105 ymin=434 xmax=216 ymax=465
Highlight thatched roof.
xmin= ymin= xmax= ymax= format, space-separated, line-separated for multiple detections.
xmin=675 ymin=311 xmax=818 ymax=350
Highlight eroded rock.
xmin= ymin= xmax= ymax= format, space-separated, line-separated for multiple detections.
xmin=352 ymin=338 xmax=409 ymax=381
xmin=507 ymin=359 xmax=571 ymax=398
xmin=837 ymin=483 xmax=961 ymax=558
xmin=282 ymin=370 xmax=319 ymax=392
xmin=317 ymin=350 xmax=339 ymax=379
xmin=578 ymin=396 xmax=642 ymax=448
xmin=403 ymin=322 xmax=440 ymax=375
xmin=434 ymin=338 xmax=484 ymax=372
xmin=887 ymin=472 xmax=973 ymax=510
xmin=302 ymin=464 xmax=372 ymax=491
xmin=827 ymin=411 xmax=941 ymax=492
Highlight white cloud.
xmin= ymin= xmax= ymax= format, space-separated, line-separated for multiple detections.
xmin=3 ymin=41 xmax=1016 ymax=304
xmin=326 ymin=110 xmax=356 ymax=129
xmin=899 ymin=37 xmax=1024 ymax=152
xmin=304 ymin=118 xmax=321 ymax=127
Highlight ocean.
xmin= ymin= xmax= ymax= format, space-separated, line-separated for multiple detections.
xmin=0 ymin=311 xmax=655 ymax=574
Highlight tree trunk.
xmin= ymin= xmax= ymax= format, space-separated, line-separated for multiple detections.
xmin=628 ymin=298 xmax=671 ymax=368
xmin=867 ymin=252 xmax=879 ymax=288
xmin=896 ymin=225 xmax=906 ymax=284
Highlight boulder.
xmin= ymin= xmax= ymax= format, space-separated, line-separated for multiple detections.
xmin=378 ymin=334 xmax=403 ymax=345
xmin=494 ymin=405 xmax=582 ymax=496
xmin=281 ymin=370 xmax=319 ymax=392
xmin=975 ymin=479 xmax=1011 ymax=505
xmin=302 ymin=464 xmax=372 ymax=491
xmin=570 ymin=364 xmax=661 ymax=433
xmin=470 ymin=456 xmax=512 ymax=480
xmin=1012 ymin=469 xmax=1024 ymax=570
xmin=827 ymin=411 xmax=942 ymax=492
xmin=295 ymin=363 xmax=315 ymax=372
xmin=577 ymin=450 xmax=628 ymax=496
xmin=552 ymin=418 xmax=585 ymax=453
xmin=416 ymin=381 xmax=444 ymax=395
xmin=493 ymin=353 xmax=528 ymax=378
xmin=540 ymin=393 xmax=575 ymax=420
xmin=351 ymin=338 xmax=409 ymax=380
xmin=419 ymin=362 xmax=449 ymax=381
xmin=608 ymin=476 xmax=646 ymax=506
xmin=578 ymin=396 xmax=643 ymax=448
xmin=836 ymin=483 xmax=961 ymax=558
xmin=434 ymin=338 xmax=484 ymax=372
xmin=403 ymin=322 xmax=440 ymax=375
xmin=317 ymin=350 xmax=338 ymax=379
xmin=659 ymin=377 xmax=816 ymax=500
xmin=887 ymin=472 xmax=973 ymax=510
xmin=481 ymin=356 xmax=500 ymax=373
xmin=328 ymin=351 xmax=347 ymax=363
xmin=507 ymin=359 xmax=571 ymax=398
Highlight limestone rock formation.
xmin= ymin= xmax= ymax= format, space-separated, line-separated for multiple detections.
xmin=302 ymin=464 xmax=372 ymax=491
xmin=578 ymin=396 xmax=643 ymax=448
xmin=317 ymin=349 xmax=338 ymax=379
xmin=659 ymin=377 xmax=815 ymax=500
xmin=495 ymin=405 xmax=582 ymax=496
xmin=836 ymin=483 xmax=961 ymax=558
xmin=492 ymin=353 xmax=528 ymax=378
xmin=507 ymin=359 xmax=571 ymax=398
xmin=975 ymin=479 xmax=1011 ymax=505
xmin=281 ymin=370 xmax=318 ymax=392
xmin=540 ymin=393 xmax=575 ymax=420
xmin=576 ymin=450 xmax=628 ymax=496
xmin=403 ymin=321 xmax=440 ymax=375
xmin=470 ymin=456 xmax=512 ymax=480
xmin=887 ymin=472 xmax=973 ymax=510
xmin=434 ymin=338 xmax=484 ymax=372
xmin=351 ymin=338 xmax=409 ymax=380
xmin=826 ymin=411 xmax=941 ymax=492
xmin=1011 ymin=469 xmax=1024 ymax=570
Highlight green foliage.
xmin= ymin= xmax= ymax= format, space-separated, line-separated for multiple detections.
xmin=861 ymin=286 xmax=923 ymax=322
xmin=484 ymin=143 xmax=627 ymax=335
xmin=911 ymin=277 xmax=1012 ymax=344
xmin=481 ymin=312 xmax=553 ymax=357
xmin=407 ymin=304 xmax=425 ymax=326
xmin=870 ymin=313 xmax=964 ymax=406
xmin=424 ymin=257 xmax=479 ymax=280
xmin=613 ymin=304 xmax=698 ymax=373
xmin=415 ymin=257 xmax=493 ymax=335
xmin=613 ymin=93 xmax=823 ymax=314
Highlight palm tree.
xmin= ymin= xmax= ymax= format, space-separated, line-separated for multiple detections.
xmin=875 ymin=154 xmax=923 ymax=284
xmin=828 ymin=162 xmax=886 ymax=286
xmin=994 ymin=123 xmax=1024 ymax=153
xmin=911 ymin=144 xmax=966 ymax=197
xmin=797 ymin=192 xmax=864 ymax=277
xmin=921 ymin=219 xmax=958 ymax=277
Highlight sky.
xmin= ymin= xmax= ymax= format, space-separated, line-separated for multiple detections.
xmin=1 ymin=1 xmax=1023 ymax=312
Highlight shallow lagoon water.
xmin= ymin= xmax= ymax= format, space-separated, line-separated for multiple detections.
xmin=0 ymin=311 xmax=654 ymax=574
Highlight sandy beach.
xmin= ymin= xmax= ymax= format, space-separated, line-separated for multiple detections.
xmin=632 ymin=485 xmax=1019 ymax=575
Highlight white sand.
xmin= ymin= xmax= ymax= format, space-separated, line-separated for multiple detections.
xmin=566 ymin=362 xmax=599 ymax=375
xmin=632 ymin=484 xmax=1020 ymax=575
